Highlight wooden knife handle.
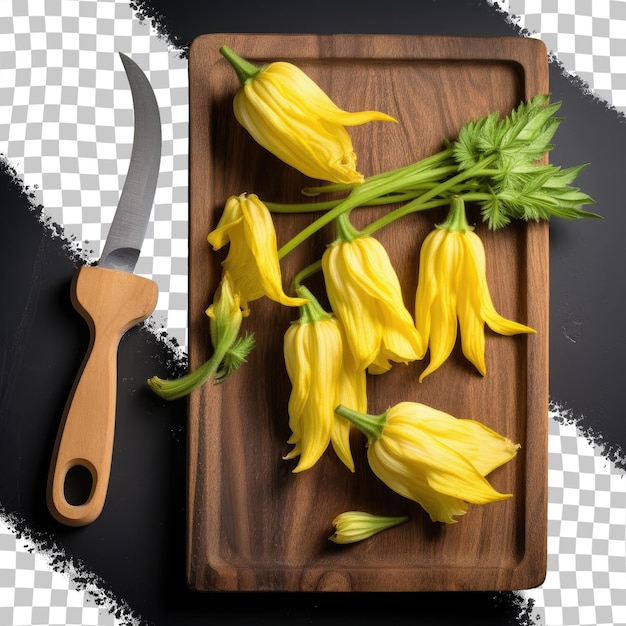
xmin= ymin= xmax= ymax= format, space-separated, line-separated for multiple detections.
xmin=47 ymin=265 xmax=158 ymax=526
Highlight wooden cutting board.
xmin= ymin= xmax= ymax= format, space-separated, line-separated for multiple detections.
xmin=187 ymin=33 xmax=549 ymax=592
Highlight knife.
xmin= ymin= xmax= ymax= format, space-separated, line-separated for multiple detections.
xmin=47 ymin=52 xmax=161 ymax=527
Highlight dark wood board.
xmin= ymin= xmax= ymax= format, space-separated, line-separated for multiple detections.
xmin=187 ymin=33 xmax=549 ymax=592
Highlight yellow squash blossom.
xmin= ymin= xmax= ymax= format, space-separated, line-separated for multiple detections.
xmin=283 ymin=287 xmax=366 ymax=473
xmin=415 ymin=196 xmax=535 ymax=381
xmin=322 ymin=231 xmax=423 ymax=373
xmin=220 ymin=45 xmax=397 ymax=185
xmin=335 ymin=401 xmax=520 ymax=524
xmin=208 ymin=193 xmax=307 ymax=313
xmin=329 ymin=511 xmax=408 ymax=544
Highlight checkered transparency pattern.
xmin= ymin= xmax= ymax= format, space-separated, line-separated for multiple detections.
xmin=523 ymin=409 xmax=626 ymax=626
xmin=0 ymin=517 xmax=127 ymax=626
xmin=0 ymin=0 xmax=190 ymax=350
xmin=2 ymin=2 xmax=626 ymax=626
xmin=493 ymin=0 xmax=626 ymax=114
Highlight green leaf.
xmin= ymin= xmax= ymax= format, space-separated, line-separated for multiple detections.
xmin=491 ymin=162 xmax=554 ymax=193
xmin=541 ymin=164 xmax=589 ymax=188
xmin=453 ymin=115 xmax=490 ymax=169
xmin=452 ymin=94 xmax=564 ymax=176
xmin=516 ymin=116 xmax=561 ymax=161
xmin=504 ymin=96 xmax=561 ymax=145
xmin=215 ymin=333 xmax=256 ymax=383
xmin=478 ymin=194 xmax=512 ymax=230
xmin=474 ymin=111 xmax=504 ymax=154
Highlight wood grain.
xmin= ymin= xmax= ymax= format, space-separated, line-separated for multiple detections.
xmin=47 ymin=266 xmax=158 ymax=526
xmin=187 ymin=34 xmax=549 ymax=591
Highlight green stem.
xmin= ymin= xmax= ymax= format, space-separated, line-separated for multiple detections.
xmin=219 ymin=45 xmax=262 ymax=84
xmin=302 ymin=147 xmax=455 ymax=197
xmin=276 ymin=188 xmax=374 ymax=259
xmin=301 ymin=182 xmax=358 ymax=196
xmin=360 ymin=157 xmax=499 ymax=236
xmin=335 ymin=211 xmax=360 ymax=243
xmin=360 ymin=198 xmax=450 ymax=235
xmin=295 ymin=285 xmax=331 ymax=324
xmin=266 ymin=191 xmax=423 ymax=214
xmin=379 ymin=164 xmax=459 ymax=193
xmin=363 ymin=147 xmax=456 ymax=184
xmin=440 ymin=195 xmax=471 ymax=232
xmin=334 ymin=405 xmax=387 ymax=443
xmin=276 ymin=157 xmax=459 ymax=259
xmin=148 ymin=336 xmax=233 ymax=401
xmin=292 ymin=259 xmax=322 ymax=291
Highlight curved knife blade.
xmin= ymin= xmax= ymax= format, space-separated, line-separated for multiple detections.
xmin=99 ymin=52 xmax=162 ymax=272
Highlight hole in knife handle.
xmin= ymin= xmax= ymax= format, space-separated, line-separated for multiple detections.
xmin=64 ymin=463 xmax=94 ymax=506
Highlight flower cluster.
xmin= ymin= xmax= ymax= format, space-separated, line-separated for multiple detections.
xmin=149 ymin=47 xmax=597 ymax=539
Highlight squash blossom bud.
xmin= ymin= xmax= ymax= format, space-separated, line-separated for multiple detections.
xmin=322 ymin=233 xmax=424 ymax=373
xmin=147 ymin=271 xmax=252 ymax=400
xmin=329 ymin=511 xmax=408 ymax=544
xmin=205 ymin=271 xmax=242 ymax=352
xmin=335 ymin=401 xmax=520 ymax=524
xmin=208 ymin=193 xmax=307 ymax=313
xmin=283 ymin=287 xmax=366 ymax=473
xmin=415 ymin=196 xmax=535 ymax=381
xmin=219 ymin=45 xmax=397 ymax=185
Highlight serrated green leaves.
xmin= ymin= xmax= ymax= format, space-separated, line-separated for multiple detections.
xmin=215 ymin=333 xmax=256 ymax=383
xmin=453 ymin=112 xmax=500 ymax=170
xmin=454 ymin=95 xmax=561 ymax=170
xmin=449 ymin=95 xmax=598 ymax=229
xmin=453 ymin=96 xmax=561 ymax=171
xmin=503 ymin=94 xmax=561 ymax=144
xmin=477 ymin=162 xmax=598 ymax=229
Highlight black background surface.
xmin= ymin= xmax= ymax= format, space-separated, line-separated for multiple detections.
xmin=1 ymin=1 xmax=624 ymax=624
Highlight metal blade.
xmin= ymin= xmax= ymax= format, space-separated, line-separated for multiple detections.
xmin=99 ymin=52 xmax=162 ymax=272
